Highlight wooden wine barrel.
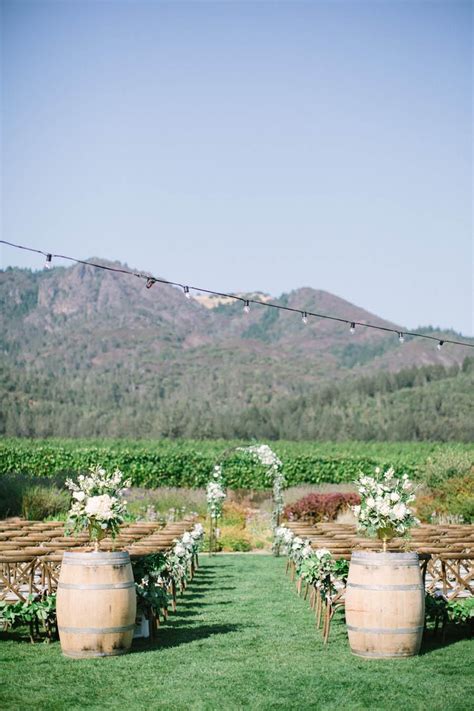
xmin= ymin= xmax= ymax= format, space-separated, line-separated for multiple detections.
xmin=57 ymin=551 xmax=136 ymax=658
xmin=345 ymin=551 xmax=424 ymax=658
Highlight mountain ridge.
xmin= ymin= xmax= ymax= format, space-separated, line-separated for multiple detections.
xmin=1 ymin=262 xmax=472 ymax=439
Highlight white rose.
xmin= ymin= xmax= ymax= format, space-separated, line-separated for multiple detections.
xmin=366 ymin=497 xmax=376 ymax=509
xmin=73 ymin=491 xmax=86 ymax=502
xmin=85 ymin=494 xmax=114 ymax=520
xmin=174 ymin=543 xmax=186 ymax=557
xmin=316 ymin=548 xmax=331 ymax=559
xmin=390 ymin=492 xmax=400 ymax=502
xmin=379 ymin=502 xmax=391 ymax=517
xmin=393 ymin=503 xmax=408 ymax=520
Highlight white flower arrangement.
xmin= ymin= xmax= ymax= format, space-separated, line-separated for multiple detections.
xmin=274 ymin=525 xmax=295 ymax=552
xmin=242 ymin=444 xmax=282 ymax=469
xmin=206 ymin=465 xmax=227 ymax=519
xmin=166 ymin=523 xmax=205 ymax=584
xmin=275 ymin=525 xmax=349 ymax=598
xmin=353 ymin=467 xmax=419 ymax=548
xmin=65 ymin=465 xmax=131 ymax=548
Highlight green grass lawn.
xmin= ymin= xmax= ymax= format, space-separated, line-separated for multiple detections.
xmin=1 ymin=555 xmax=473 ymax=711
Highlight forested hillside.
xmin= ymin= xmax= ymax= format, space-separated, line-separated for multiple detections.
xmin=1 ymin=263 xmax=472 ymax=440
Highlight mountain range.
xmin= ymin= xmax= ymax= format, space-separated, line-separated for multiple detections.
xmin=1 ymin=262 xmax=472 ymax=440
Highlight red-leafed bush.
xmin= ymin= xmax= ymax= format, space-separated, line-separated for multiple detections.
xmin=283 ymin=492 xmax=360 ymax=522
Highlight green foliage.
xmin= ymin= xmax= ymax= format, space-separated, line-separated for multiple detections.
xmin=218 ymin=525 xmax=252 ymax=552
xmin=242 ymin=307 xmax=280 ymax=342
xmin=21 ymin=484 xmax=70 ymax=520
xmin=0 ymin=593 xmax=57 ymax=642
xmin=334 ymin=339 xmax=396 ymax=368
xmin=0 ymin=472 xmax=70 ymax=518
xmin=127 ymin=486 xmax=207 ymax=521
xmin=220 ymin=535 xmax=252 ymax=552
xmin=423 ymin=448 xmax=473 ymax=489
xmin=416 ymin=473 xmax=474 ymax=524
xmin=425 ymin=593 xmax=474 ymax=627
xmin=132 ymin=553 xmax=170 ymax=616
xmin=0 ymin=473 xmax=27 ymax=518
xmin=1 ymin=439 xmax=472 ymax=490
xmin=447 ymin=597 xmax=474 ymax=624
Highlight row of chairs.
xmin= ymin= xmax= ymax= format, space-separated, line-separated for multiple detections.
xmin=0 ymin=519 xmax=198 ymax=607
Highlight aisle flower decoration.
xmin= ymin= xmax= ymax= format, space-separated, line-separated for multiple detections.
xmin=352 ymin=467 xmax=419 ymax=550
xmin=206 ymin=465 xmax=227 ymax=519
xmin=65 ymin=465 xmax=131 ymax=550
xmin=133 ymin=523 xmax=205 ymax=629
xmin=274 ymin=525 xmax=295 ymax=553
xmin=206 ymin=465 xmax=226 ymax=554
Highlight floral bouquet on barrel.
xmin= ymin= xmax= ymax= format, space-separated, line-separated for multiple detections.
xmin=65 ymin=466 xmax=131 ymax=550
xmin=352 ymin=467 xmax=419 ymax=550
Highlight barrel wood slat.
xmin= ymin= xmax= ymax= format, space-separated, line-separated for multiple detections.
xmin=56 ymin=551 xmax=137 ymax=658
xmin=345 ymin=552 xmax=425 ymax=659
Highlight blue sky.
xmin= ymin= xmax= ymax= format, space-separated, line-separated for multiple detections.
xmin=1 ymin=0 xmax=472 ymax=335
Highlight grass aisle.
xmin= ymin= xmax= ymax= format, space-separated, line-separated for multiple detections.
xmin=1 ymin=554 xmax=473 ymax=710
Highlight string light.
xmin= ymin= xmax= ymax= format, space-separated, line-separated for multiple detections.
xmin=437 ymin=340 xmax=444 ymax=351
xmin=1 ymin=239 xmax=473 ymax=352
xmin=184 ymin=286 xmax=191 ymax=299
xmin=349 ymin=322 xmax=355 ymax=334
xmin=302 ymin=312 xmax=308 ymax=325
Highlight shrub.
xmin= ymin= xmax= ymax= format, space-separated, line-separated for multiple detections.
xmin=126 ymin=487 xmax=207 ymax=521
xmin=21 ymin=485 xmax=70 ymax=521
xmin=423 ymin=448 xmax=473 ymax=489
xmin=222 ymin=502 xmax=247 ymax=526
xmin=283 ymin=492 xmax=360 ymax=522
xmin=0 ymin=474 xmax=70 ymax=519
xmin=0 ymin=473 xmax=27 ymax=518
xmin=218 ymin=525 xmax=252 ymax=552
xmin=416 ymin=473 xmax=474 ymax=524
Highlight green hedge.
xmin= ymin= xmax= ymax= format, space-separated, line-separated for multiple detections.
xmin=1 ymin=439 xmax=472 ymax=489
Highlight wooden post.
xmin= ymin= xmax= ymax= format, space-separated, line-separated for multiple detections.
xmin=209 ymin=515 xmax=214 ymax=557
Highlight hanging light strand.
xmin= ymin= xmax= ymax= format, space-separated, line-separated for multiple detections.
xmin=1 ymin=239 xmax=473 ymax=350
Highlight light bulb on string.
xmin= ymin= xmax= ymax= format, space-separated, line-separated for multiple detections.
xmin=44 ymin=254 xmax=52 ymax=270
xmin=145 ymin=278 xmax=156 ymax=289
xmin=243 ymin=300 xmax=250 ymax=314
xmin=349 ymin=322 xmax=355 ymax=334
xmin=302 ymin=312 xmax=308 ymax=325
xmin=437 ymin=340 xmax=444 ymax=351
xmin=398 ymin=332 xmax=405 ymax=344
xmin=184 ymin=286 xmax=191 ymax=299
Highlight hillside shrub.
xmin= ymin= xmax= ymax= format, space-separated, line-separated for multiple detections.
xmin=284 ymin=492 xmax=360 ymax=522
